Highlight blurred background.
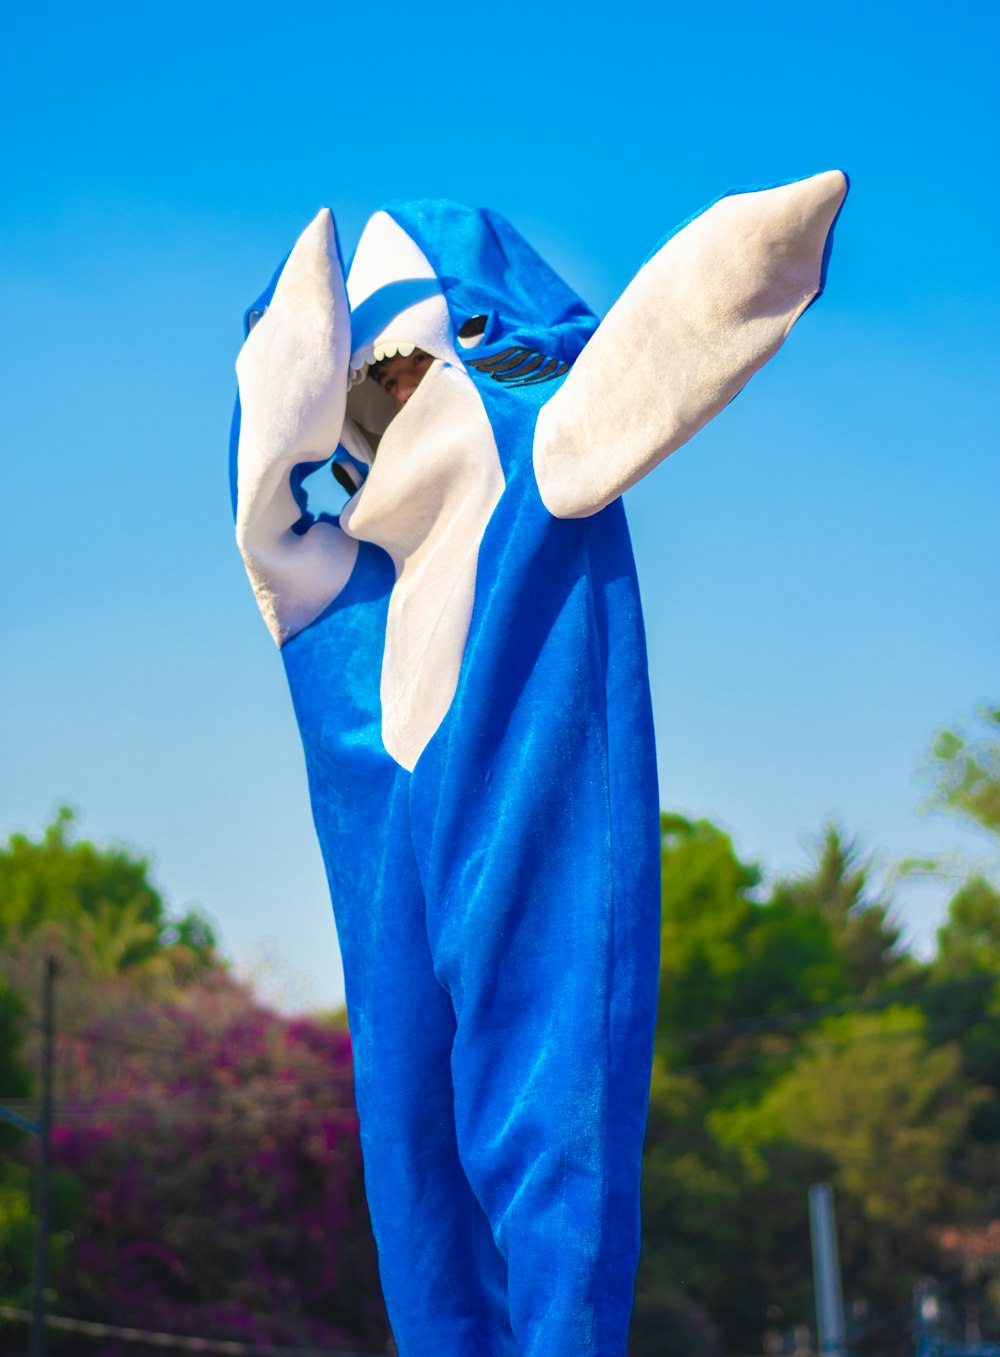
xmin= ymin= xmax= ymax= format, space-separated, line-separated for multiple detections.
xmin=1 ymin=0 xmax=998 ymax=1353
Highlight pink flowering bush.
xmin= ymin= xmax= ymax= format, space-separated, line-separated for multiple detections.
xmin=0 ymin=815 xmax=388 ymax=1353
xmin=34 ymin=965 xmax=388 ymax=1354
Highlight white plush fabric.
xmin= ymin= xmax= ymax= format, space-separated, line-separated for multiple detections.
xmin=533 ymin=171 xmax=849 ymax=519
xmin=338 ymin=416 xmax=376 ymax=467
xmin=346 ymin=210 xmax=461 ymax=385
xmin=340 ymin=361 xmax=505 ymax=771
xmin=235 ymin=209 xmax=358 ymax=644
xmin=235 ymin=177 xmax=845 ymax=755
xmin=344 ymin=375 xmax=399 ymax=443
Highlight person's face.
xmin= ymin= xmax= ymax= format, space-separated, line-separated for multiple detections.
xmin=371 ymin=350 xmax=434 ymax=411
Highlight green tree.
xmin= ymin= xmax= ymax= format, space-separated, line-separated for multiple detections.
xmin=934 ymin=876 xmax=1000 ymax=980
xmin=635 ymin=1069 xmax=741 ymax=1357
xmin=658 ymin=814 xmax=845 ymax=1087
xmin=923 ymin=879 xmax=1000 ymax=1156
xmin=0 ymin=975 xmax=80 ymax=1313
xmin=0 ymin=810 xmax=222 ymax=1325
xmin=916 ymin=706 xmax=1000 ymax=1132
xmin=649 ymin=797 xmax=999 ymax=1356
xmin=904 ymin=704 xmax=1000 ymax=888
xmin=0 ymin=809 xmax=219 ymax=986
xmin=709 ymin=1006 xmax=981 ymax=1338
xmin=638 ymin=1060 xmax=831 ymax=1356
xmin=772 ymin=825 xmax=906 ymax=995
xmin=0 ymin=976 xmax=35 ymax=1308
xmin=642 ymin=816 xmax=854 ymax=1353
xmin=0 ymin=979 xmax=31 ymax=1113
xmin=925 ymin=705 xmax=1000 ymax=842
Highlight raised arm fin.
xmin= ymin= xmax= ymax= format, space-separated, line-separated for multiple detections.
xmin=533 ymin=170 xmax=849 ymax=519
xmin=235 ymin=208 xmax=359 ymax=644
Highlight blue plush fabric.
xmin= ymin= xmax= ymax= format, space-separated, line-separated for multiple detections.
xmin=234 ymin=169 xmax=848 ymax=1353
xmin=377 ymin=199 xmax=599 ymax=364
xmin=242 ymin=204 xmax=661 ymax=1357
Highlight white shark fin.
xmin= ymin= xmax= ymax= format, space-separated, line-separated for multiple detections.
xmin=533 ymin=170 xmax=849 ymax=519
xmin=344 ymin=211 xmax=464 ymax=438
xmin=235 ymin=208 xmax=358 ymax=645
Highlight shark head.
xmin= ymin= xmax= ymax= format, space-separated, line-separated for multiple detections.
xmin=343 ymin=201 xmax=598 ymax=440
xmin=326 ymin=201 xmax=603 ymax=769
xmin=235 ymin=167 xmax=850 ymax=582
xmin=235 ymin=171 xmax=848 ymax=770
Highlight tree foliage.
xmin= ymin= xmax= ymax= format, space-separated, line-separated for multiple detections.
xmin=0 ymin=959 xmax=387 ymax=1352
xmin=711 ymin=1008 xmax=973 ymax=1224
xmin=4 ymin=704 xmax=1000 ymax=1356
xmin=0 ymin=816 xmax=386 ymax=1352
xmin=0 ymin=809 xmax=219 ymax=986
xmin=934 ymin=876 xmax=1000 ymax=979
xmin=47 ymin=976 xmax=388 ymax=1352
xmin=924 ymin=705 xmax=1000 ymax=842
xmin=919 ymin=706 xmax=1000 ymax=1131
xmin=0 ymin=976 xmax=40 ymax=1308
xmin=658 ymin=815 xmax=845 ymax=1049
xmin=634 ymin=785 xmax=1000 ymax=1357
xmin=772 ymin=825 xmax=905 ymax=995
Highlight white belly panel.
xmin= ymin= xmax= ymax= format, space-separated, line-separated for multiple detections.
xmin=339 ymin=362 xmax=505 ymax=771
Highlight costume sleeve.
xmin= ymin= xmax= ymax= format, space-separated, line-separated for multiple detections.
xmin=235 ymin=209 xmax=360 ymax=645
xmin=532 ymin=170 xmax=849 ymax=519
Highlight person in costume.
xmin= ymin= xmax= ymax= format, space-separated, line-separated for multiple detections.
xmin=368 ymin=347 xmax=435 ymax=409
xmin=230 ymin=172 xmax=848 ymax=1357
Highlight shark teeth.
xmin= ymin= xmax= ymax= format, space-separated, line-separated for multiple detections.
xmin=373 ymin=340 xmax=415 ymax=362
xmin=349 ymin=345 xmax=374 ymax=387
xmin=349 ymin=339 xmax=419 ymax=387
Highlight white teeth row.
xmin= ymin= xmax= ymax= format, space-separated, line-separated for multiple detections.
xmin=348 ymin=339 xmax=417 ymax=387
xmin=374 ymin=340 xmax=415 ymax=362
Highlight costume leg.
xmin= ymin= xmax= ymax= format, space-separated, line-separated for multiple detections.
xmin=282 ymin=559 xmax=518 ymax=1356
xmin=312 ymin=768 xmax=520 ymax=1357
xmin=419 ymin=763 xmax=659 ymax=1357
xmin=410 ymin=541 xmax=661 ymax=1357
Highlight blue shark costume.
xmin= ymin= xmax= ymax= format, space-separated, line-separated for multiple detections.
xmin=230 ymin=172 xmax=848 ymax=1357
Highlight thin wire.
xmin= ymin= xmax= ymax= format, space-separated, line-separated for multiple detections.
xmin=0 ymin=1306 xmax=382 ymax=1356
xmin=0 ymin=1097 xmax=359 ymax=1125
xmin=3 ymin=999 xmax=992 ymax=1104
xmin=847 ymin=1271 xmax=970 ymax=1342
xmin=2 ymin=1072 xmax=356 ymax=1103
xmin=1 ymin=1086 xmax=355 ymax=1102
xmin=18 ymin=974 xmax=995 ymax=1060
xmin=25 ymin=1019 xmax=189 ymax=1056
xmin=664 ymin=974 xmax=998 ymax=1047
xmin=693 ymin=1137 xmax=986 ymax=1182
xmin=668 ymin=1006 xmax=996 ymax=1077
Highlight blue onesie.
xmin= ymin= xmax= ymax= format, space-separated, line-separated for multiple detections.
xmin=230 ymin=173 xmax=848 ymax=1357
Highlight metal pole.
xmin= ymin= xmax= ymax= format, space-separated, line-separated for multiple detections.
xmin=29 ymin=956 xmax=56 ymax=1357
xmin=809 ymin=1182 xmax=847 ymax=1357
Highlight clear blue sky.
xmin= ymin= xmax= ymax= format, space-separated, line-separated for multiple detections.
xmin=2 ymin=1 xmax=997 ymax=1011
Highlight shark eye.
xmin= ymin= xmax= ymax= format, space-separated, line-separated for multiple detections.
xmin=331 ymin=460 xmax=360 ymax=495
xmin=457 ymin=315 xmax=489 ymax=349
xmin=246 ymin=306 xmax=267 ymax=333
